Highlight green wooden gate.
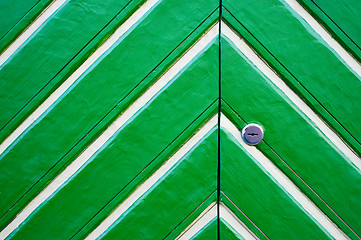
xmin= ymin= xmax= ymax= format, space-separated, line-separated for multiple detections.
xmin=0 ymin=0 xmax=360 ymax=239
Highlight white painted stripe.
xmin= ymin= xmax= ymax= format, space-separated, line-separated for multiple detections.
xmin=0 ymin=0 xmax=68 ymax=66
xmin=0 ymin=0 xmax=161 ymax=156
xmin=0 ymin=23 xmax=218 ymax=239
xmin=220 ymin=203 xmax=258 ymax=240
xmin=176 ymin=203 xmax=217 ymax=240
xmin=222 ymin=23 xmax=361 ymax=172
xmin=176 ymin=203 xmax=258 ymax=240
xmin=283 ymin=0 xmax=361 ymax=78
xmin=86 ymin=115 xmax=218 ymax=240
xmin=221 ymin=114 xmax=349 ymax=240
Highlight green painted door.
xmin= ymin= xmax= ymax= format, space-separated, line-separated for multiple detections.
xmin=0 ymin=0 xmax=360 ymax=239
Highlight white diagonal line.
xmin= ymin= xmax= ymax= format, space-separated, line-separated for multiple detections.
xmin=283 ymin=0 xmax=361 ymax=78
xmin=221 ymin=114 xmax=349 ymax=240
xmin=0 ymin=0 xmax=68 ymax=67
xmin=175 ymin=202 xmax=217 ymax=240
xmin=176 ymin=202 xmax=217 ymax=240
xmin=86 ymin=115 xmax=218 ymax=240
xmin=0 ymin=0 xmax=161 ymax=156
xmin=176 ymin=203 xmax=258 ymax=240
xmin=0 ymin=23 xmax=218 ymax=239
xmin=222 ymin=22 xmax=361 ymax=172
xmin=220 ymin=203 xmax=258 ymax=240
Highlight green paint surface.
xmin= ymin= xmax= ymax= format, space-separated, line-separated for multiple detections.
xmin=191 ymin=218 xmax=217 ymax=240
xmin=7 ymin=41 xmax=218 ymax=239
xmin=313 ymin=0 xmax=361 ymax=48
xmin=191 ymin=218 xmax=245 ymax=240
xmin=0 ymin=0 xmax=217 ymax=228
xmin=100 ymin=129 xmax=218 ymax=239
xmin=0 ymin=0 xmax=40 ymax=39
xmin=0 ymin=0 xmax=53 ymax=53
xmin=298 ymin=0 xmax=361 ymax=61
xmin=0 ymin=0 xmax=360 ymax=238
xmin=0 ymin=0 xmax=145 ymax=141
xmin=220 ymin=129 xmax=332 ymax=239
xmin=220 ymin=219 xmax=245 ymax=240
xmin=224 ymin=0 xmax=361 ymax=153
xmin=221 ymin=36 xmax=361 ymax=237
xmin=221 ymin=193 xmax=269 ymax=240
xmin=164 ymin=193 xmax=217 ymax=240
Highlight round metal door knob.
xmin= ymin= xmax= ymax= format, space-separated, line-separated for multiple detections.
xmin=241 ymin=124 xmax=264 ymax=145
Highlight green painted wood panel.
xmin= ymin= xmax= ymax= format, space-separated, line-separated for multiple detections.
xmin=191 ymin=218 xmax=246 ymax=240
xmin=7 ymin=39 xmax=219 ymax=239
xmin=223 ymin=0 xmax=361 ymax=155
xmin=0 ymin=0 xmax=52 ymax=52
xmin=0 ymin=2 xmax=217 ymax=229
xmin=0 ymin=0 xmax=360 ymax=239
xmin=164 ymin=193 xmax=217 ymax=240
xmin=0 ymin=0 xmax=39 ymax=38
xmin=221 ymin=35 xmax=361 ymax=238
xmin=192 ymin=218 xmax=218 ymax=240
xmin=0 ymin=0 xmax=41 ymax=38
xmin=220 ymin=220 xmax=245 ymax=240
xmin=0 ymin=0 xmax=147 ymax=142
xmin=220 ymin=129 xmax=332 ymax=239
xmin=11 ymin=127 xmax=218 ymax=239
xmin=99 ymin=129 xmax=218 ymax=239
xmin=221 ymin=194 xmax=269 ymax=240
xmin=298 ymin=0 xmax=361 ymax=62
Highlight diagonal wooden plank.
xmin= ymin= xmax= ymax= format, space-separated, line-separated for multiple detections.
xmin=0 ymin=0 xmax=52 ymax=50
xmin=163 ymin=191 xmax=217 ymax=240
xmin=297 ymin=0 xmax=361 ymax=61
xmin=282 ymin=0 xmax=361 ymax=78
xmin=0 ymin=3 xmax=218 ymax=231
xmin=190 ymin=217 xmax=250 ymax=240
xmin=221 ymin=192 xmax=269 ymax=240
xmin=86 ymin=117 xmax=217 ymax=239
xmin=176 ymin=203 xmax=258 ymax=240
xmin=4 ymin=31 xmax=218 ymax=238
xmin=223 ymin=0 xmax=361 ymax=152
xmin=221 ymin=26 xmax=361 ymax=238
xmin=221 ymin=114 xmax=347 ymax=240
xmin=0 ymin=0 xmax=148 ymax=141
xmin=189 ymin=217 xmax=217 ymax=240
xmin=219 ymin=218 xmax=247 ymax=240
xmin=86 ymin=123 xmax=219 ymax=239
xmin=0 ymin=1 xmax=360 ymax=239
xmin=0 ymin=0 xmax=67 ymax=66
xmin=176 ymin=203 xmax=217 ymax=240
xmin=219 ymin=204 xmax=257 ymax=240
xmin=0 ymin=0 xmax=153 ymax=155
xmin=222 ymin=22 xmax=360 ymax=170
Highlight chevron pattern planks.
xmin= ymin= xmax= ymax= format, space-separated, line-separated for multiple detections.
xmin=0 ymin=0 xmax=360 ymax=239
